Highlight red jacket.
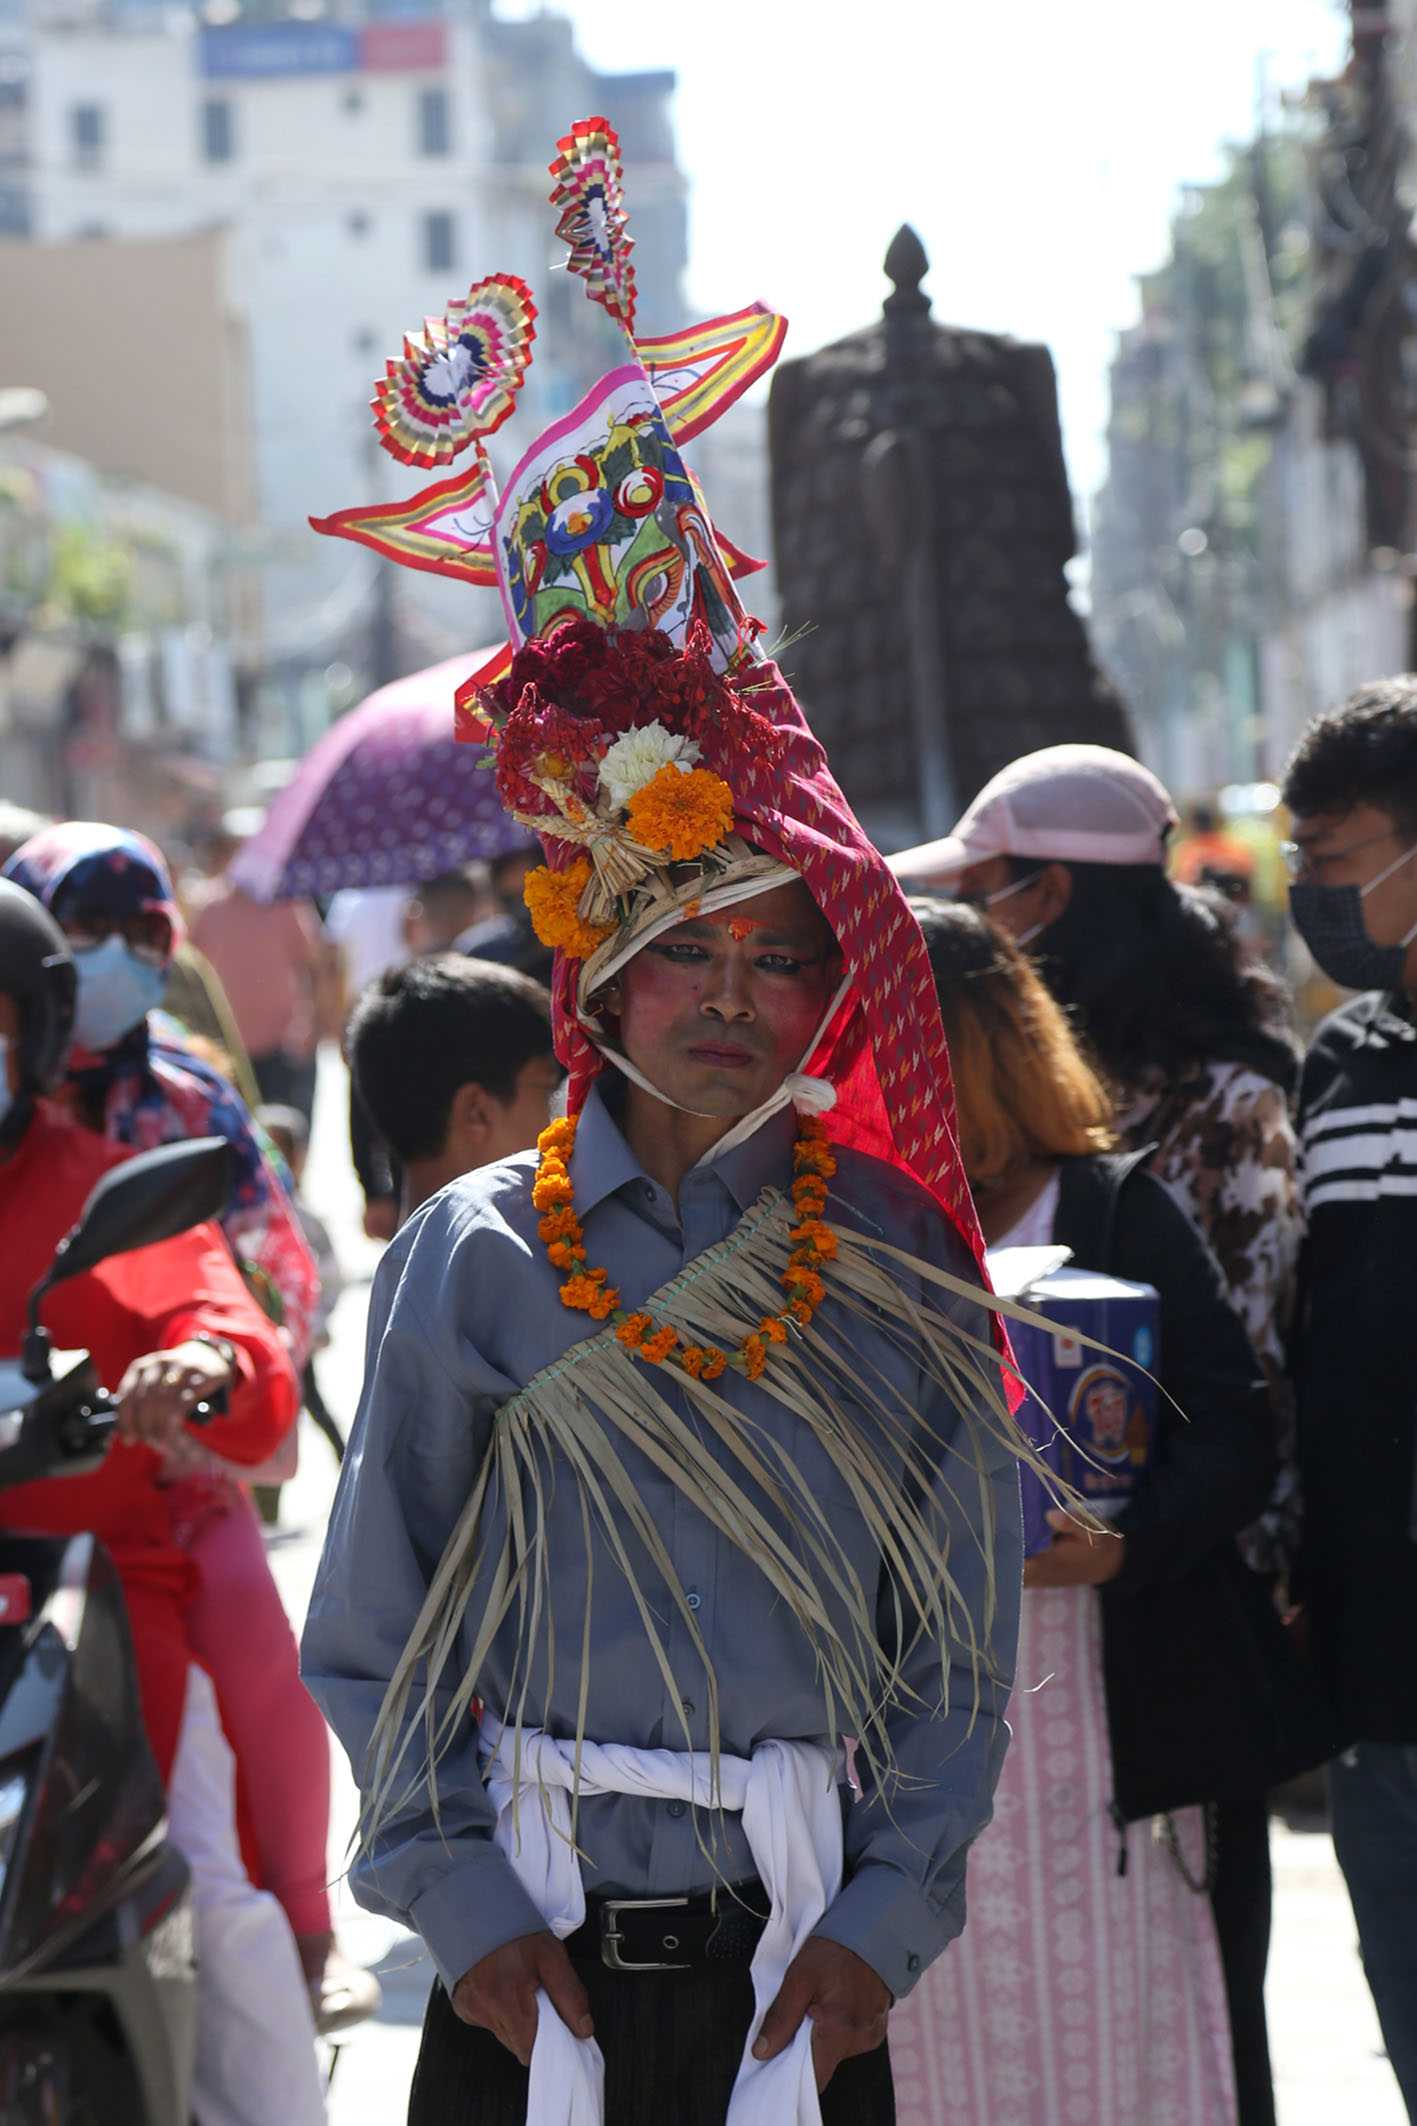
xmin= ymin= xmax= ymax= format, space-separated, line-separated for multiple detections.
xmin=0 ymin=1101 xmax=299 ymax=1774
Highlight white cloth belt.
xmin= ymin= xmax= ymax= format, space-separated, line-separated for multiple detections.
xmin=480 ymin=1720 xmax=844 ymax=2126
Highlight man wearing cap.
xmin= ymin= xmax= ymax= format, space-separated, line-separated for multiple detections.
xmin=895 ymin=743 xmax=1301 ymax=2126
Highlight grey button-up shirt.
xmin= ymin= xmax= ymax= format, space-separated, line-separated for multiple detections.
xmin=302 ymin=1082 xmax=1021 ymax=2002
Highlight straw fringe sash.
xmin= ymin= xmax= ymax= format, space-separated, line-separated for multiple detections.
xmin=362 ymin=1187 xmax=1088 ymax=1859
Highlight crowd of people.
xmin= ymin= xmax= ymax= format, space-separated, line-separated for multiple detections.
xmin=1 ymin=670 xmax=1415 ymax=2126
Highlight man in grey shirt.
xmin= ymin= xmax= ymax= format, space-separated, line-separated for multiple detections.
xmin=305 ymin=840 xmax=1025 ymax=2126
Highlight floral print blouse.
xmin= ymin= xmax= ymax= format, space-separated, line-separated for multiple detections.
xmin=1123 ymin=1060 xmax=1302 ymax=1577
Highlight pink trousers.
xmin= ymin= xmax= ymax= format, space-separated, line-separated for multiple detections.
xmin=184 ymin=1491 xmax=332 ymax=1941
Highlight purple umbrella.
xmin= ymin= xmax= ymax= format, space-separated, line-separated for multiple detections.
xmin=231 ymin=653 xmax=533 ymax=901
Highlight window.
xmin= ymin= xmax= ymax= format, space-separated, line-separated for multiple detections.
xmin=422 ymin=208 xmax=455 ymax=274
xmin=201 ymin=97 xmax=234 ymax=165
xmin=69 ymin=102 xmax=105 ymax=170
xmin=416 ymin=85 xmax=450 ymax=158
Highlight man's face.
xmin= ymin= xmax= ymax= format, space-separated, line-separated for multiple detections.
xmin=611 ymin=881 xmax=839 ymax=1120
xmin=480 ymin=1051 xmax=564 ymax=1167
xmin=1087 ymin=1380 xmax=1129 ymax=1447
xmin=1288 ymin=802 xmax=1417 ymax=951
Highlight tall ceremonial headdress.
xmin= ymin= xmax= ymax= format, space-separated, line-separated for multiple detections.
xmin=313 ymin=114 xmax=985 ymax=1271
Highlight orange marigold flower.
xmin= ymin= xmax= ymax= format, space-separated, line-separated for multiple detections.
xmin=787 ymin=1298 xmax=814 ymax=1327
xmin=532 ymin=1170 xmax=575 ymax=1209
xmin=790 ymin=1221 xmax=839 ymax=1261
xmin=742 ymin=1334 xmax=768 ymax=1382
xmin=759 ymin=1316 xmax=790 ymax=1345
xmin=587 ymin=1287 xmax=620 ymax=1321
xmin=699 ymin=1348 xmax=729 ymax=1380
xmin=538 ymin=1206 xmax=581 ymax=1242
xmin=679 ymin=1345 xmax=709 ymax=1378
xmin=640 ymin=1325 xmax=679 ymax=1364
xmin=624 ymin=764 xmax=735 ymax=862
xmin=547 ymin=1240 xmax=586 ymax=1270
xmin=538 ymin=1118 xmax=578 ymax=1158
xmin=616 ymin=1312 xmax=653 ymax=1348
xmin=559 ymin=1273 xmax=602 ymax=1311
xmin=791 ymin=1184 xmax=829 ymax=1218
xmin=784 ymin=1267 xmax=827 ymax=1309
xmin=523 ymin=860 xmax=614 ymax=960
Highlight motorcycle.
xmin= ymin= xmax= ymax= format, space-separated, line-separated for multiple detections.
xmin=0 ymin=1137 xmax=231 ymax=2124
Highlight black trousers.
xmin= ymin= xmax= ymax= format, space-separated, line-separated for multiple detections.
xmin=1210 ymin=1791 xmax=1275 ymax=2126
xmin=408 ymin=1963 xmax=895 ymax=2126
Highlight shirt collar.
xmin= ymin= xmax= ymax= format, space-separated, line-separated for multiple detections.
xmin=570 ymin=1078 xmax=796 ymax=1217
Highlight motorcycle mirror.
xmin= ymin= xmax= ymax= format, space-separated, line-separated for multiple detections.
xmin=22 ymin=1138 xmax=233 ymax=1383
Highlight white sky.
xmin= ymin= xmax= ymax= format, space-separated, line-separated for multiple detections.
xmin=498 ymin=0 xmax=1349 ymax=502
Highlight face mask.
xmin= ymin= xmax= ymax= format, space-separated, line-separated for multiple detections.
xmin=71 ymin=936 xmax=168 ymax=1051
xmin=960 ymin=870 xmax=1047 ymax=949
xmin=961 ymin=869 xmax=1041 ymax=914
xmin=1290 ymin=842 xmax=1417 ymax=993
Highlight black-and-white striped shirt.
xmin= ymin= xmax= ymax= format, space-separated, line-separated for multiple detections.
xmin=1295 ymin=985 xmax=1417 ymax=1742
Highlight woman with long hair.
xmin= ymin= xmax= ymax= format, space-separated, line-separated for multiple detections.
xmin=888 ymin=900 xmax=1289 ymax=2126
xmin=926 ymin=746 xmax=1302 ymax=2126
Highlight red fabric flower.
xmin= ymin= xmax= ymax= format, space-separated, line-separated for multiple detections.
xmin=493 ymin=684 xmax=601 ymax=814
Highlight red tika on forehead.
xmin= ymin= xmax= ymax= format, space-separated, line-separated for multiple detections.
xmin=546 ymin=650 xmax=992 ymax=1288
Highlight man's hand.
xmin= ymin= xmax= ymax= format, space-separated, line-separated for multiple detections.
xmin=116 ymin=1339 xmax=232 ymax=1449
xmin=1024 ymin=1508 xmax=1125 ymax=1589
xmin=450 ymin=1931 xmax=594 ymax=2068
xmin=752 ymin=1937 xmax=890 ymax=2093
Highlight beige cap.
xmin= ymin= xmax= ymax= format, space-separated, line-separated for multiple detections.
xmin=889 ymin=745 xmax=1178 ymax=888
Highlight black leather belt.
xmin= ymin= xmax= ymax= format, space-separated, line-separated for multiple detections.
xmin=565 ymin=1883 xmax=770 ymax=1973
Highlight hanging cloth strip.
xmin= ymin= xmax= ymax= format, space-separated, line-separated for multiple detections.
xmin=481 ymin=1718 xmax=843 ymax=2126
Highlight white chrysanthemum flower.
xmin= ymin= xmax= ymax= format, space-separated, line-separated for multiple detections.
xmin=597 ymin=721 xmax=702 ymax=809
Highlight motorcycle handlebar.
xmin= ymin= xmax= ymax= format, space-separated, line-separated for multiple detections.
xmin=58 ymin=1386 xmax=228 ymax=1459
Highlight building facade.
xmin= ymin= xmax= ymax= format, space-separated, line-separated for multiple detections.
xmin=3 ymin=0 xmax=686 ymax=732
xmin=1091 ymin=63 xmax=1412 ymax=802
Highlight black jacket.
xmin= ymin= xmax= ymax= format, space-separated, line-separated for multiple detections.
xmin=1294 ymin=990 xmax=1417 ymax=1743
xmin=1054 ymin=1154 xmax=1332 ymax=1819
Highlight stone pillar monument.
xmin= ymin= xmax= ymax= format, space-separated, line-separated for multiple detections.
xmin=768 ymin=227 xmax=1132 ymax=847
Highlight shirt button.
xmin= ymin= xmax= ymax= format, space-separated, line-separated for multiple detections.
xmin=667 ymin=1800 xmax=686 ymax=1819
xmin=906 ymin=1952 xmax=921 ymax=1973
xmin=685 ymin=1591 xmax=701 ymax=1611
xmin=682 ymin=1698 xmax=696 ymax=1718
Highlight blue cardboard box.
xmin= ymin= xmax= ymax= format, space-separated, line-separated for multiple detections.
xmin=986 ymin=1256 xmax=1160 ymax=1558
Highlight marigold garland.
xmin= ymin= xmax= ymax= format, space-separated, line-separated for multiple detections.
xmin=535 ymin=1111 xmax=839 ymax=1379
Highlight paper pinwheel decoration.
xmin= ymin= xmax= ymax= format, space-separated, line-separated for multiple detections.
xmin=548 ymin=114 xmax=637 ymax=338
xmin=373 ymin=273 xmax=536 ymax=469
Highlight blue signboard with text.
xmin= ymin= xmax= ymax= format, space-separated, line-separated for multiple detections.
xmin=198 ymin=22 xmax=360 ymax=78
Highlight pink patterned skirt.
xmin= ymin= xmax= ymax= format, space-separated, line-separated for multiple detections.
xmin=889 ymin=1587 xmax=1237 ymax=2125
